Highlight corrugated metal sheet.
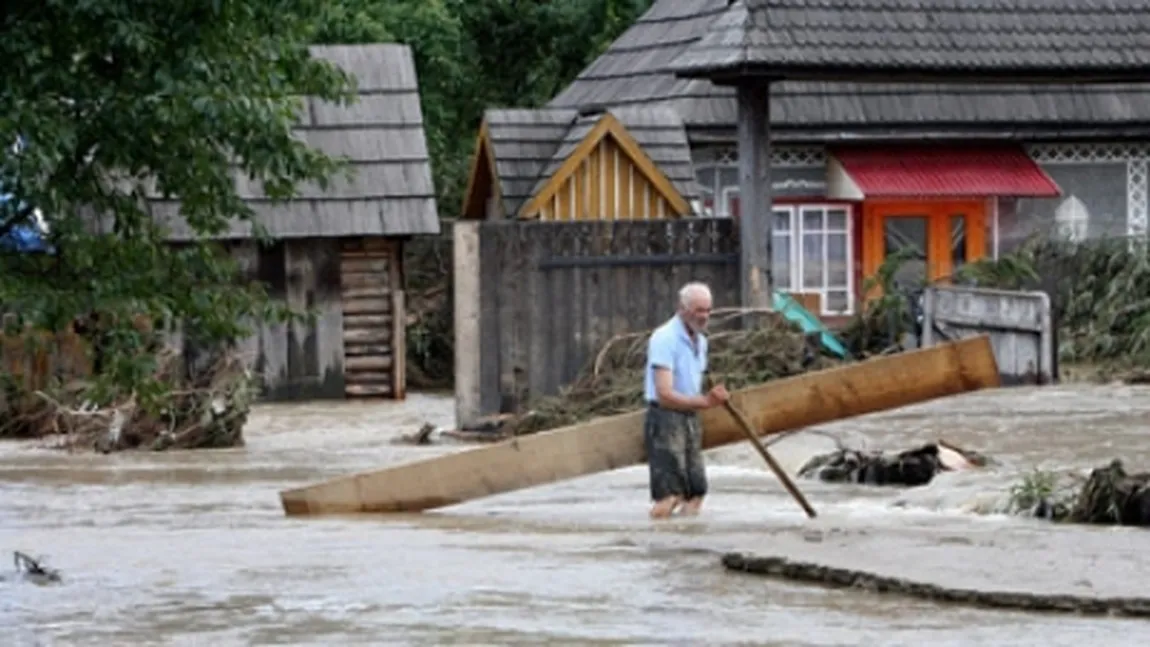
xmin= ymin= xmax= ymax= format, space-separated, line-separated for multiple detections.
xmin=830 ymin=145 xmax=1062 ymax=198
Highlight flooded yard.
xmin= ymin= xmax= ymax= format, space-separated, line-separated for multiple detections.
xmin=3 ymin=385 xmax=1150 ymax=646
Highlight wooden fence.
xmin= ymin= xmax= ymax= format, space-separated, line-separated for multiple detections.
xmin=922 ymin=285 xmax=1056 ymax=385
xmin=454 ymin=217 xmax=739 ymax=424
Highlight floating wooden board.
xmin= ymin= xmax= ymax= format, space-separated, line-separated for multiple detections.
xmin=280 ymin=335 xmax=1000 ymax=516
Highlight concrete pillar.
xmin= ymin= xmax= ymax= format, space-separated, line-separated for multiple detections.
xmin=453 ymin=220 xmax=481 ymax=426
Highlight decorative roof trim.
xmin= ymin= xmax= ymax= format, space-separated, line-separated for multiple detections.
xmin=517 ymin=114 xmax=691 ymax=218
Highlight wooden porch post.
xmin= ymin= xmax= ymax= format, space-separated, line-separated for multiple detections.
xmin=736 ymin=81 xmax=773 ymax=308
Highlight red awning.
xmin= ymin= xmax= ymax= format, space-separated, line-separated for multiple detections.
xmin=827 ymin=145 xmax=1061 ymax=199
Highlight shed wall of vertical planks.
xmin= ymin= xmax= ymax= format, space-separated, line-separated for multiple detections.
xmin=173 ymin=237 xmax=407 ymax=401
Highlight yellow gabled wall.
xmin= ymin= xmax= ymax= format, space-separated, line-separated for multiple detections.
xmin=518 ymin=114 xmax=690 ymax=221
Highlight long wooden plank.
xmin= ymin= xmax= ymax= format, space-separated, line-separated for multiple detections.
xmin=345 ymin=343 xmax=392 ymax=357
xmin=345 ymin=355 xmax=393 ymax=372
xmin=279 ymin=335 xmax=1000 ymax=516
xmin=344 ymin=327 xmax=393 ymax=344
xmin=343 ymin=297 xmax=391 ymax=315
xmin=341 ymin=258 xmax=392 ymax=274
xmin=341 ymin=276 xmax=391 ymax=293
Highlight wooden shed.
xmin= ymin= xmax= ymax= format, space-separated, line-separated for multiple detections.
xmin=461 ymin=106 xmax=700 ymax=221
xmin=153 ymin=44 xmax=440 ymax=401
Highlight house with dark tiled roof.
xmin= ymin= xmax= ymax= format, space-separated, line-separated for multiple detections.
xmin=462 ymin=105 xmax=699 ymax=221
xmin=156 ymin=44 xmax=439 ymax=401
xmin=463 ymin=0 xmax=1150 ymax=319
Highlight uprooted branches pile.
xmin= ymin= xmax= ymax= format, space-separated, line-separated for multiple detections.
xmin=1 ymin=340 xmax=256 ymax=453
xmin=961 ymin=236 xmax=1150 ymax=375
xmin=1006 ymin=459 xmax=1150 ymax=526
xmin=840 ymin=235 xmax=1150 ymax=377
xmin=505 ymin=309 xmax=843 ymax=435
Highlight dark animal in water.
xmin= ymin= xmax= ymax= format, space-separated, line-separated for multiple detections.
xmin=798 ymin=442 xmax=990 ymax=487
xmin=9 ymin=551 xmax=62 ymax=585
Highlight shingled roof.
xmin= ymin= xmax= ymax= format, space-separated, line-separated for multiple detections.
xmin=158 ymin=43 xmax=440 ymax=240
xmin=463 ymin=105 xmax=699 ymax=219
xmin=671 ymin=0 xmax=1150 ymax=81
xmin=548 ymin=0 xmax=1150 ymax=138
xmin=610 ymin=106 xmax=698 ymax=203
xmin=484 ymin=109 xmax=578 ymax=217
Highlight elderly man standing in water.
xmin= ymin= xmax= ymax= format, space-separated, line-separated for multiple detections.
xmin=644 ymin=281 xmax=730 ymax=519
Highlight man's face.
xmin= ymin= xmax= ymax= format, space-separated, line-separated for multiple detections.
xmin=680 ymin=294 xmax=712 ymax=333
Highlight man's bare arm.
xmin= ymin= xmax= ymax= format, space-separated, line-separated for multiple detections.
xmin=653 ymin=367 xmax=711 ymax=411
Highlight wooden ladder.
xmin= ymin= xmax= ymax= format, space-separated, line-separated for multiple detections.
xmin=340 ymin=240 xmax=398 ymax=397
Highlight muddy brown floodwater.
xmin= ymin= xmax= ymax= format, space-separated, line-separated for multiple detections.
xmin=3 ymin=385 xmax=1150 ymax=646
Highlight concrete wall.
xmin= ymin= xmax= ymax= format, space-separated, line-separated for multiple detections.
xmin=453 ymin=221 xmax=482 ymax=425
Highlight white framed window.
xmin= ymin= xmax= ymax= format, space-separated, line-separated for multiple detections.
xmin=772 ymin=206 xmax=793 ymax=293
xmin=721 ymin=186 xmax=740 ymax=219
xmin=695 ymin=158 xmax=854 ymax=316
xmin=694 ymin=164 xmax=740 ymax=218
xmin=723 ymin=189 xmax=854 ymax=316
xmin=790 ymin=204 xmax=853 ymax=317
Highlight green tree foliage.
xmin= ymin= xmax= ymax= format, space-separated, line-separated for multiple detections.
xmin=0 ymin=0 xmax=355 ymax=404
xmin=0 ymin=0 xmax=651 ymax=403
xmin=307 ymin=0 xmax=653 ymax=214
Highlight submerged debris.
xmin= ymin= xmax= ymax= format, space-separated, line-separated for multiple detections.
xmin=722 ymin=552 xmax=1150 ymax=617
xmin=840 ymin=234 xmax=1150 ymax=378
xmin=9 ymin=551 xmax=61 ymax=585
xmin=797 ymin=441 xmax=992 ymax=487
xmin=504 ymin=310 xmax=842 ymax=436
xmin=1008 ymin=459 xmax=1150 ymax=526
xmin=2 ymin=344 xmax=254 ymax=453
xmin=393 ymin=422 xmax=437 ymax=445
xmin=393 ymin=417 xmax=523 ymax=445
xmin=439 ymin=414 xmax=518 ymax=443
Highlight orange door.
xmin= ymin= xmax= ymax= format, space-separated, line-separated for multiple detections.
xmin=862 ymin=200 xmax=987 ymax=293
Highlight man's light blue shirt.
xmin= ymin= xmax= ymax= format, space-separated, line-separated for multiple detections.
xmin=644 ymin=314 xmax=708 ymax=403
